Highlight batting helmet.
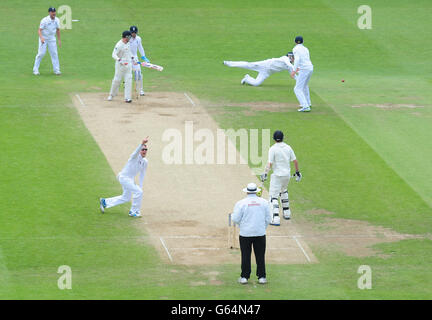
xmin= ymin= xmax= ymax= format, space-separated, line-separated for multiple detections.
xmin=273 ymin=130 xmax=284 ymax=142
xmin=295 ymin=36 xmax=303 ymax=44
xmin=122 ymin=30 xmax=132 ymax=38
xmin=130 ymin=26 xmax=138 ymax=33
xmin=48 ymin=7 xmax=56 ymax=12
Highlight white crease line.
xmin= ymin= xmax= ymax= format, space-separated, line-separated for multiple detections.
xmin=163 ymin=235 xmax=221 ymax=239
xmin=293 ymin=236 xmax=311 ymax=263
xmin=169 ymin=247 xmax=297 ymax=251
xmin=268 ymin=235 xmax=295 ymax=238
xmin=184 ymin=92 xmax=196 ymax=106
xmin=159 ymin=237 xmax=173 ymax=262
xmin=170 ymin=248 xmax=221 ymax=250
xmin=75 ymin=94 xmax=85 ymax=107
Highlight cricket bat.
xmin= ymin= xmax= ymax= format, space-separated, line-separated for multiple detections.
xmin=140 ymin=62 xmax=164 ymax=72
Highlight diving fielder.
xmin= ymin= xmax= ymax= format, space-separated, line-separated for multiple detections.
xmin=100 ymin=138 xmax=149 ymax=217
xmin=261 ymin=131 xmax=301 ymax=226
xmin=291 ymin=36 xmax=314 ymax=112
xmin=33 ymin=7 xmax=61 ymax=75
xmin=108 ymin=31 xmax=133 ymax=103
xmin=129 ymin=26 xmax=150 ymax=96
xmin=223 ymin=53 xmax=295 ymax=86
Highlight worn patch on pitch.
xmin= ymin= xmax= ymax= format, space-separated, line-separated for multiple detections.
xmin=298 ymin=209 xmax=422 ymax=258
xmin=73 ymin=92 xmax=316 ymax=265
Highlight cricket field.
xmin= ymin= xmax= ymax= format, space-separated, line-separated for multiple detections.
xmin=0 ymin=0 xmax=431 ymax=299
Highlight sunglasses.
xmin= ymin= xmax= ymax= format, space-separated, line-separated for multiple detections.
xmin=141 ymin=148 xmax=148 ymax=151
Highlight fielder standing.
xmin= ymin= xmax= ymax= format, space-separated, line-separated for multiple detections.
xmin=261 ymin=130 xmax=301 ymax=226
xmin=100 ymin=138 xmax=149 ymax=217
xmin=129 ymin=26 xmax=150 ymax=96
xmin=108 ymin=31 xmax=133 ymax=103
xmin=232 ymin=183 xmax=272 ymax=285
xmin=291 ymin=36 xmax=314 ymax=112
xmin=223 ymin=52 xmax=295 ymax=86
xmin=33 ymin=7 xmax=61 ymax=75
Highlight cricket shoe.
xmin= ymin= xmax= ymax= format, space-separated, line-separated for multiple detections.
xmin=99 ymin=198 xmax=106 ymax=213
xmin=298 ymin=106 xmax=311 ymax=112
xmin=270 ymin=215 xmax=280 ymax=226
xmin=33 ymin=71 xmax=40 ymax=75
xmin=140 ymin=90 xmax=145 ymax=96
xmin=223 ymin=61 xmax=230 ymax=66
xmin=258 ymin=278 xmax=267 ymax=284
xmin=125 ymin=99 xmax=132 ymax=103
xmin=238 ymin=277 xmax=248 ymax=285
xmin=241 ymin=74 xmax=250 ymax=85
xmin=129 ymin=211 xmax=142 ymax=218
xmin=107 ymin=95 xmax=113 ymax=101
xmin=283 ymin=209 xmax=291 ymax=220
xmin=54 ymin=71 xmax=61 ymax=75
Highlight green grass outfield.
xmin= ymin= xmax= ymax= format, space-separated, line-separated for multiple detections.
xmin=0 ymin=0 xmax=431 ymax=299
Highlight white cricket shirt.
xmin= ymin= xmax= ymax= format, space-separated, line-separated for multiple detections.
xmin=293 ymin=44 xmax=313 ymax=71
xmin=266 ymin=55 xmax=295 ymax=73
xmin=129 ymin=35 xmax=146 ymax=59
xmin=39 ymin=15 xmax=60 ymax=41
xmin=112 ymin=39 xmax=132 ymax=63
xmin=119 ymin=145 xmax=148 ymax=187
xmin=232 ymin=194 xmax=272 ymax=237
xmin=268 ymin=142 xmax=296 ymax=177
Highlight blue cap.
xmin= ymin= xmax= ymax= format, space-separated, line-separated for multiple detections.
xmin=295 ymin=36 xmax=303 ymax=44
xmin=273 ymin=130 xmax=284 ymax=142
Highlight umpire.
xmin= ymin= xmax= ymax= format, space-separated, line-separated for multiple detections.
xmin=232 ymin=183 xmax=272 ymax=284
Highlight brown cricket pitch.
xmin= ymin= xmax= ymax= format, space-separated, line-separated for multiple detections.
xmin=73 ymin=91 xmax=316 ymax=265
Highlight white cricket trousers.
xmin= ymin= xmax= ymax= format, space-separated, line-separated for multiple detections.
xmin=33 ymin=39 xmax=60 ymax=73
xmin=294 ymin=69 xmax=313 ymax=107
xmin=109 ymin=62 xmax=132 ymax=100
xmin=269 ymin=174 xmax=290 ymax=198
xmin=226 ymin=61 xmax=271 ymax=86
xmin=105 ymin=175 xmax=143 ymax=213
xmin=132 ymin=57 xmax=143 ymax=93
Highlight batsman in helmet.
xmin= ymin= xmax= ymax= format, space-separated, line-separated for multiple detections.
xmin=260 ymin=130 xmax=302 ymax=225
xmin=108 ymin=31 xmax=133 ymax=102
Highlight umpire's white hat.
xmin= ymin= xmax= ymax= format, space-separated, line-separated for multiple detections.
xmin=242 ymin=182 xmax=261 ymax=194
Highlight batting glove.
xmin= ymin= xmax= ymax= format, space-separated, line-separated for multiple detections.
xmin=293 ymin=171 xmax=302 ymax=182
xmin=260 ymin=173 xmax=268 ymax=182
xmin=141 ymin=56 xmax=150 ymax=63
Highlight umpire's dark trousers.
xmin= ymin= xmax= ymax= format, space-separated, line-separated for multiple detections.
xmin=239 ymin=235 xmax=266 ymax=279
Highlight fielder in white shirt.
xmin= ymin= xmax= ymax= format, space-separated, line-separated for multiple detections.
xmin=224 ymin=53 xmax=295 ymax=86
xmin=33 ymin=7 xmax=61 ymax=75
xmin=232 ymin=183 xmax=272 ymax=285
xmin=108 ymin=31 xmax=134 ymax=103
xmin=261 ymin=130 xmax=302 ymax=226
xmin=291 ymin=36 xmax=314 ymax=112
xmin=129 ymin=26 xmax=150 ymax=96
xmin=100 ymin=138 xmax=149 ymax=218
